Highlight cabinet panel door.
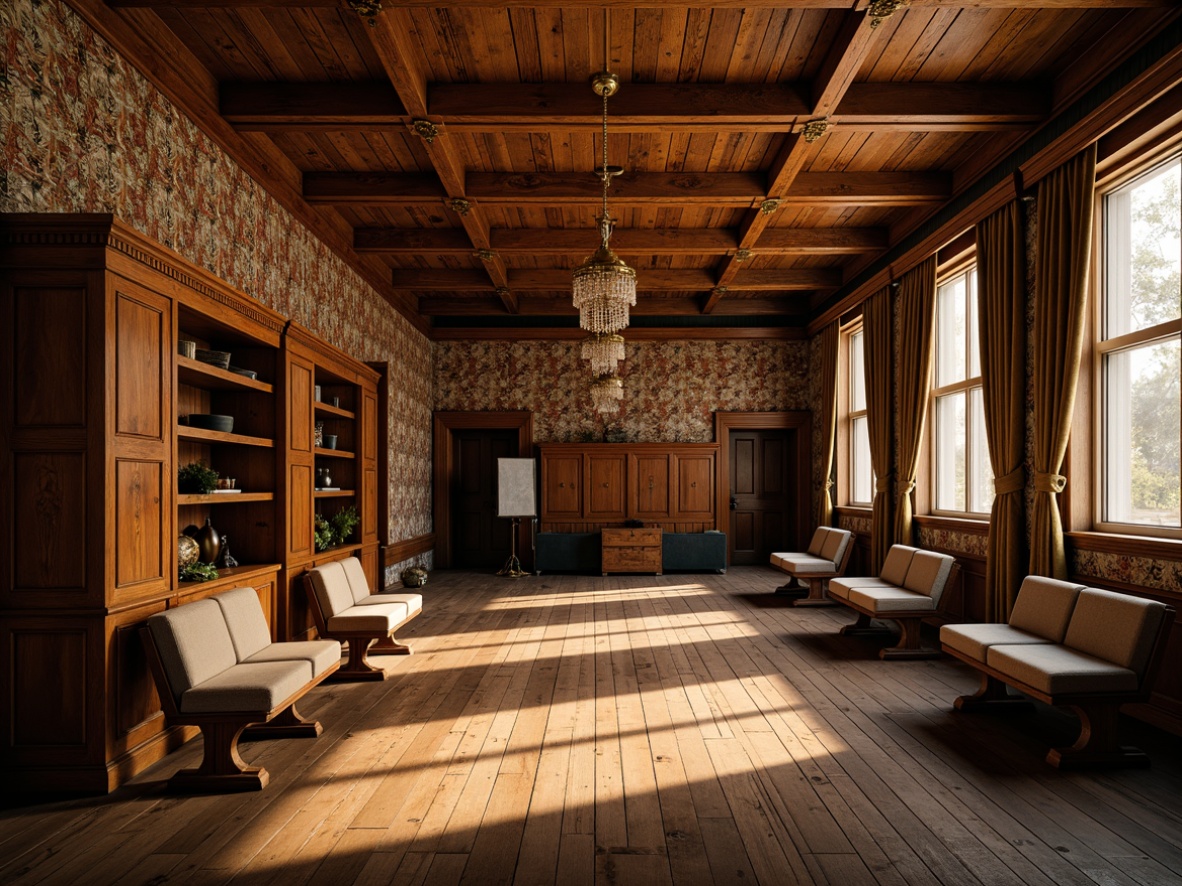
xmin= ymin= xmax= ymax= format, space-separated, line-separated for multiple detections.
xmin=631 ymin=454 xmax=671 ymax=519
xmin=542 ymin=455 xmax=582 ymax=519
xmin=586 ymin=453 xmax=627 ymax=520
xmin=674 ymin=454 xmax=714 ymax=519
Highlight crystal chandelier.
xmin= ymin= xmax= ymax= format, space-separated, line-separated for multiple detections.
xmin=590 ymin=373 xmax=624 ymax=413
xmin=572 ymin=69 xmax=636 ymax=336
xmin=582 ymin=332 xmax=625 ymax=376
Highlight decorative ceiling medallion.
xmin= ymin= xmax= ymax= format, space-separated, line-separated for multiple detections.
xmin=734 ymin=249 xmax=752 ymax=263
xmin=346 ymin=0 xmax=382 ymax=24
xmin=411 ymin=119 xmax=440 ymax=144
xmin=802 ymin=118 xmax=830 ymax=143
xmin=868 ymin=0 xmax=908 ymax=29
xmin=475 ymin=249 xmax=496 ymax=262
xmin=759 ymin=199 xmax=781 ymax=215
xmin=448 ymin=198 xmax=471 ymax=216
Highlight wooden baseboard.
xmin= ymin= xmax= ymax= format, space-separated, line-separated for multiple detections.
xmin=382 ymin=533 xmax=435 ymax=568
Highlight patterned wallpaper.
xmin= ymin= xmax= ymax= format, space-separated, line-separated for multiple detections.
xmin=434 ymin=339 xmax=814 ymax=443
xmin=1 ymin=0 xmax=433 ymax=576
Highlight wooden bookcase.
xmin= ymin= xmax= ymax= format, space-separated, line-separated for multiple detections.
xmin=281 ymin=322 xmax=381 ymax=642
xmin=0 ymin=216 xmax=379 ymax=793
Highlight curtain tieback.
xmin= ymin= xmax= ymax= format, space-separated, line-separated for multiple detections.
xmin=823 ymin=479 xmax=835 ymax=491
xmin=897 ymin=478 xmax=916 ymax=496
xmin=994 ymin=467 xmax=1024 ymax=495
xmin=1033 ymin=471 xmax=1066 ymax=493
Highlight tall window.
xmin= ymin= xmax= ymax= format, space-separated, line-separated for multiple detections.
xmin=1098 ymin=153 xmax=1181 ymax=533
xmin=931 ymin=266 xmax=992 ymax=515
xmin=846 ymin=326 xmax=873 ymax=506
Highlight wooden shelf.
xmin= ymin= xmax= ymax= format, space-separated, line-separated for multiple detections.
xmin=314 ymin=447 xmax=355 ymax=459
xmin=177 ymin=355 xmax=273 ymax=393
xmin=315 ymin=488 xmax=356 ymax=499
xmin=315 ymin=401 xmax=355 ymax=420
xmin=177 ymin=562 xmax=282 ymax=591
xmin=178 ymin=492 xmax=274 ymax=505
xmin=178 ymin=425 xmax=274 ymax=447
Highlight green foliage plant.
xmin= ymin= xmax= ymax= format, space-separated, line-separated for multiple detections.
xmin=180 ymin=561 xmax=219 ymax=582
xmin=330 ymin=506 xmax=360 ymax=546
xmin=314 ymin=514 xmax=334 ymax=552
xmin=178 ymin=461 xmax=219 ymax=494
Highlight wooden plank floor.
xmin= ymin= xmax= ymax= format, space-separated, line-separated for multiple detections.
xmin=3 ymin=567 xmax=1182 ymax=885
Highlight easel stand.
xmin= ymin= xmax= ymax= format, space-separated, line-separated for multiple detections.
xmin=497 ymin=516 xmax=528 ymax=578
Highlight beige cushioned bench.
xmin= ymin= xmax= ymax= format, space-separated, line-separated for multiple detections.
xmin=306 ymin=558 xmax=423 ymax=681
xmin=769 ymin=526 xmax=854 ymax=606
xmin=142 ymin=587 xmax=340 ymax=792
xmin=941 ymin=577 xmax=1174 ymax=768
xmin=828 ymin=544 xmax=957 ymax=659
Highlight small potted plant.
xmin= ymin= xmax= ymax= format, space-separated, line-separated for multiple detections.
xmin=178 ymin=461 xmax=219 ymax=494
xmin=314 ymin=514 xmax=334 ymax=552
xmin=330 ymin=506 xmax=360 ymax=546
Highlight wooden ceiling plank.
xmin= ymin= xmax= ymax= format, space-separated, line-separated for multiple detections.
xmin=303 ymin=171 xmax=446 ymax=203
xmin=221 ymin=80 xmax=405 ymax=126
xmin=355 ymin=228 xmax=474 ymax=253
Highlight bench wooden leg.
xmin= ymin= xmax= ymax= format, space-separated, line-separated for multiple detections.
xmin=242 ymin=703 xmax=323 ymax=740
xmin=792 ymin=577 xmax=839 ymax=607
xmin=878 ymin=618 xmax=940 ymax=660
xmin=169 ymin=721 xmax=268 ymax=793
xmin=1047 ymin=704 xmax=1150 ymax=769
xmin=839 ymin=612 xmax=885 ymax=635
xmin=332 ymin=638 xmax=389 ymax=681
xmin=372 ymin=634 xmax=413 ymax=655
xmin=773 ymin=579 xmax=805 ymax=596
xmin=954 ymin=673 xmax=1033 ymax=712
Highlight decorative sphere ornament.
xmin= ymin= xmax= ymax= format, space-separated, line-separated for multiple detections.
xmin=178 ymin=535 xmax=200 ymax=571
xmin=401 ymin=566 xmax=428 ymax=588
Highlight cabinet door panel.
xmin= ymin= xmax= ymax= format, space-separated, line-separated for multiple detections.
xmin=675 ymin=455 xmax=714 ymax=519
xmin=586 ymin=454 xmax=626 ymax=520
xmin=543 ymin=456 xmax=582 ymax=519
xmin=631 ymin=455 xmax=670 ymax=519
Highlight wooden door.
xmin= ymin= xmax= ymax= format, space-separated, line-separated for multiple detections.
xmin=452 ymin=429 xmax=517 ymax=568
xmin=728 ymin=430 xmax=796 ymax=565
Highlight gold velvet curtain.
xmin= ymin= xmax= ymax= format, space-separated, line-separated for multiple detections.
xmin=978 ymin=202 xmax=1028 ymax=621
xmin=818 ymin=321 xmax=839 ymax=527
xmin=893 ymin=258 xmax=937 ymax=548
xmin=863 ymin=287 xmax=894 ymax=574
xmin=1031 ymin=145 xmax=1097 ymax=579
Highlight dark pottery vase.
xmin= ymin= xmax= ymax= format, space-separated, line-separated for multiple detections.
xmin=194 ymin=517 xmax=221 ymax=564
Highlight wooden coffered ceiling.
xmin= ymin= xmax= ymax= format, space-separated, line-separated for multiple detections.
xmin=79 ymin=0 xmax=1182 ymax=338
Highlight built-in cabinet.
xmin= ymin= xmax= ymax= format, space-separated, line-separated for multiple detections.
xmin=538 ymin=443 xmax=719 ymax=532
xmin=0 ymin=215 xmax=381 ymax=793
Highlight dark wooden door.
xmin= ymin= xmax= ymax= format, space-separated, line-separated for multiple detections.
xmin=452 ymin=429 xmax=517 ymax=569
xmin=729 ymin=429 xmax=796 ymax=565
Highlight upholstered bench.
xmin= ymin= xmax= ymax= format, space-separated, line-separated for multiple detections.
xmin=770 ymin=526 xmax=854 ymax=606
xmin=941 ymin=578 xmax=1174 ymax=768
xmin=142 ymin=587 xmax=340 ymax=792
xmin=306 ymin=558 xmax=423 ymax=681
xmin=828 ymin=544 xmax=957 ymax=659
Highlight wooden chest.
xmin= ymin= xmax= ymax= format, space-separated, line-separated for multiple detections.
xmin=601 ymin=528 xmax=663 ymax=576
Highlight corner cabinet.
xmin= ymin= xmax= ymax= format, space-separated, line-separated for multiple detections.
xmin=0 ymin=216 xmax=381 ymax=794
xmin=282 ymin=323 xmax=380 ymax=642
xmin=537 ymin=443 xmax=719 ymax=532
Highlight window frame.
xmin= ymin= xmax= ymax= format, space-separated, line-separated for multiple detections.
xmin=928 ymin=260 xmax=992 ymax=520
xmin=1091 ymin=150 xmax=1182 ymax=540
xmin=838 ymin=319 xmax=874 ymax=509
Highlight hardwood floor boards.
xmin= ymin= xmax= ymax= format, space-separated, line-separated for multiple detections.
xmin=2 ymin=567 xmax=1181 ymax=885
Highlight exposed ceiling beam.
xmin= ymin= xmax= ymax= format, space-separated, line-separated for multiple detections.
xmin=392 ymin=268 xmax=838 ymax=292
xmin=309 ymin=171 xmax=949 ymax=207
xmin=354 ymin=226 xmax=886 ymax=257
xmin=362 ymin=8 xmax=516 ymax=313
xmin=221 ymin=81 xmax=1046 ymax=134
xmin=108 ymin=0 xmax=1181 ymax=9
xmin=429 ymin=326 xmax=809 ymax=343
xmin=419 ymin=295 xmax=809 ymax=317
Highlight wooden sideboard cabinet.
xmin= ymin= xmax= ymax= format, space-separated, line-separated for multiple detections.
xmin=537 ymin=443 xmax=719 ymax=531
xmin=602 ymin=528 xmax=663 ymax=575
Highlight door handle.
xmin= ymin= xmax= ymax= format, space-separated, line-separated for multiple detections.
xmin=730 ymin=497 xmax=737 ymax=510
